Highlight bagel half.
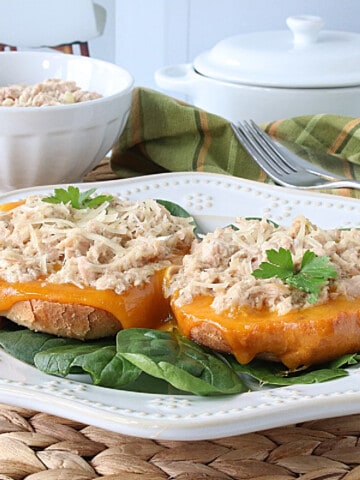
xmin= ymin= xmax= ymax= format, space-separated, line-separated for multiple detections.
xmin=170 ymin=293 xmax=360 ymax=369
xmin=167 ymin=216 xmax=360 ymax=369
xmin=0 ymin=192 xmax=195 ymax=339
xmin=5 ymin=300 xmax=121 ymax=340
xmin=1 ymin=267 xmax=171 ymax=339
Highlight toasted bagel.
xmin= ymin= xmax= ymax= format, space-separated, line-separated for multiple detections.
xmin=0 ymin=267 xmax=172 ymax=339
xmin=0 ymin=192 xmax=195 ymax=339
xmin=167 ymin=216 xmax=360 ymax=369
xmin=4 ymin=300 xmax=121 ymax=340
xmin=170 ymin=293 xmax=360 ymax=369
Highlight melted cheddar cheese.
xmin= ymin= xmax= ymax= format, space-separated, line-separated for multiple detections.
xmin=0 ymin=200 xmax=25 ymax=212
xmin=171 ymin=293 xmax=360 ymax=369
xmin=0 ymin=268 xmax=171 ymax=330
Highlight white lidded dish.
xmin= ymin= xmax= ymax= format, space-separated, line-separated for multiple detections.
xmin=155 ymin=15 xmax=360 ymax=122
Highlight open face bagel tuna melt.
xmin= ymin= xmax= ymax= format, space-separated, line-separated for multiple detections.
xmin=0 ymin=190 xmax=195 ymax=339
xmin=166 ymin=216 xmax=360 ymax=370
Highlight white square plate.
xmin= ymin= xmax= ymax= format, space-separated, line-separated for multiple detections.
xmin=0 ymin=172 xmax=359 ymax=440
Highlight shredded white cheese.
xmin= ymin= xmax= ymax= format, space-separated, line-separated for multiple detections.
xmin=0 ymin=195 xmax=195 ymax=293
xmin=168 ymin=216 xmax=360 ymax=315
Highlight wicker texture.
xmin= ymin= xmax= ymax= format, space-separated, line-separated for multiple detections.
xmin=1 ymin=404 xmax=360 ymax=479
xmin=82 ymin=157 xmax=119 ymax=183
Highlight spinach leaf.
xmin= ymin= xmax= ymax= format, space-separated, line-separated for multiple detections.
xmin=116 ymin=328 xmax=246 ymax=395
xmin=0 ymin=323 xmax=358 ymax=396
xmin=34 ymin=343 xmax=142 ymax=388
xmin=328 ymin=352 xmax=360 ymax=369
xmin=0 ymin=328 xmax=80 ymax=365
xmin=156 ymin=199 xmax=202 ymax=237
xmin=0 ymin=326 xmax=141 ymax=389
xmin=229 ymin=357 xmax=349 ymax=387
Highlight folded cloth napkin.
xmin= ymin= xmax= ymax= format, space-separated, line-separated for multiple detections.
xmin=111 ymin=87 xmax=360 ymax=198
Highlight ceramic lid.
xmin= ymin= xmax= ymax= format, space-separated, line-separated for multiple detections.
xmin=193 ymin=15 xmax=360 ymax=88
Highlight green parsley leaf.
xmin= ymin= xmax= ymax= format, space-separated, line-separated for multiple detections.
xmin=42 ymin=186 xmax=113 ymax=209
xmin=252 ymin=247 xmax=294 ymax=281
xmin=252 ymin=248 xmax=337 ymax=303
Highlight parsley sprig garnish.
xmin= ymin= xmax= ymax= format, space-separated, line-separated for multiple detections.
xmin=252 ymin=247 xmax=337 ymax=303
xmin=42 ymin=186 xmax=113 ymax=209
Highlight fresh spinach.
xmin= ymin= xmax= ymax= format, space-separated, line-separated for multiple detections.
xmin=34 ymin=343 xmax=142 ymax=388
xmin=228 ymin=356 xmax=348 ymax=388
xmin=116 ymin=328 xmax=246 ymax=395
xmin=0 ymin=324 xmax=358 ymax=396
xmin=0 ymin=326 xmax=245 ymax=395
xmin=328 ymin=352 xmax=360 ymax=369
xmin=0 ymin=328 xmax=80 ymax=365
xmin=34 ymin=339 xmax=188 ymax=394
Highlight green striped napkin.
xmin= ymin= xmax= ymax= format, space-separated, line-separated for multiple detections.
xmin=111 ymin=87 xmax=360 ymax=198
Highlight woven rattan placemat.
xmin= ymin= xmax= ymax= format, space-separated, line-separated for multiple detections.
xmin=2 ymin=160 xmax=360 ymax=479
xmin=1 ymin=404 xmax=360 ymax=479
xmin=82 ymin=157 xmax=119 ymax=183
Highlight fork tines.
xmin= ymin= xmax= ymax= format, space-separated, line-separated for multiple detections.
xmin=231 ymin=120 xmax=360 ymax=190
xmin=231 ymin=120 xmax=296 ymax=178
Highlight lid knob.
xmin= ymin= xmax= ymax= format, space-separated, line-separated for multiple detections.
xmin=286 ymin=15 xmax=324 ymax=47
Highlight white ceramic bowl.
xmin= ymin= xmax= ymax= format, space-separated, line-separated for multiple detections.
xmin=0 ymin=51 xmax=134 ymax=192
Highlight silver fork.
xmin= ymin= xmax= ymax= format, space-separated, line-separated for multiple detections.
xmin=231 ymin=120 xmax=360 ymax=190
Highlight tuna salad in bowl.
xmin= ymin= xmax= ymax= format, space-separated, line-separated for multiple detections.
xmin=0 ymin=51 xmax=133 ymax=192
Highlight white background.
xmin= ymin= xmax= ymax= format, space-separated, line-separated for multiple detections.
xmin=91 ymin=0 xmax=360 ymax=90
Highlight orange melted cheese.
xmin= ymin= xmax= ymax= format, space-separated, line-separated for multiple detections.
xmin=0 ymin=268 xmax=171 ymax=330
xmin=0 ymin=200 xmax=25 ymax=212
xmin=171 ymin=294 xmax=360 ymax=369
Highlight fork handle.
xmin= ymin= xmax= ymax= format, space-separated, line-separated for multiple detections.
xmin=309 ymin=179 xmax=360 ymax=190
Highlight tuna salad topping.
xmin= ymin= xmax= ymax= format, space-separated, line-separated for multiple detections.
xmin=168 ymin=216 xmax=360 ymax=315
xmin=0 ymin=194 xmax=195 ymax=293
